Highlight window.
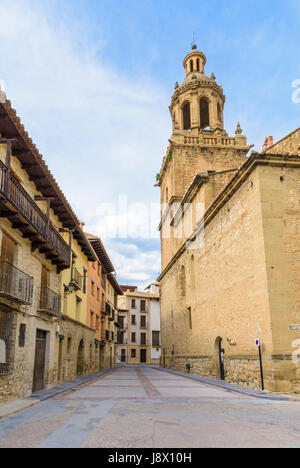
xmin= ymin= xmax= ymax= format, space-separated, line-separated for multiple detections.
xmin=67 ymin=337 xmax=72 ymax=353
xmin=190 ymin=59 xmax=194 ymax=72
xmin=200 ymin=98 xmax=210 ymax=129
xmin=19 ymin=324 xmax=26 ymax=348
xmin=141 ymin=333 xmax=147 ymax=345
xmin=140 ymin=316 xmax=147 ymax=328
xmin=131 ymin=299 xmax=136 ymax=309
xmin=97 ymin=286 xmax=100 ymax=301
xmin=131 ymin=333 xmax=136 ymax=343
xmin=83 ymin=269 xmax=87 ymax=294
xmin=131 ymin=349 xmax=136 ymax=358
xmin=196 ymin=58 xmax=200 ymax=72
xmin=183 ymin=102 xmax=191 ymax=130
xmin=188 ymin=307 xmax=192 ymax=329
xmin=131 ymin=315 xmax=136 ymax=325
xmin=152 ymin=331 xmax=160 ymax=347
xmin=91 ymin=280 xmax=95 ymax=296
xmin=140 ymin=300 xmax=146 ymax=312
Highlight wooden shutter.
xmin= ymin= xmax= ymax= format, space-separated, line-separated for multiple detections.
xmin=1 ymin=233 xmax=16 ymax=264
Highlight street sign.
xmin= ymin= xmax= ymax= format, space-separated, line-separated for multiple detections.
xmin=255 ymin=338 xmax=260 ymax=347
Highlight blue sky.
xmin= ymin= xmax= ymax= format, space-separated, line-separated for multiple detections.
xmin=0 ymin=0 xmax=299 ymax=288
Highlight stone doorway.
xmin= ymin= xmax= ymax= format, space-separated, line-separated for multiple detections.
xmin=76 ymin=339 xmax=84 ymax=376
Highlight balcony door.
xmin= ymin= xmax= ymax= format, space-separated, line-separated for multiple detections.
xmin=1 ymin=232 xmax=16 ymax=264
xmin=0 ymin=233 xmax=16 ymax=294
xmin=40 ymin=265 xmax=49 ymax=309
xmin=140 ymin=349 xmax=147 ymax=363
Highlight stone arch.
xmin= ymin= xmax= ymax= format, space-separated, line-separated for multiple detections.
xmin=199 ymin=97 xmax=210 ymax=129
xmin=182 ymin=101 xmax=191 ymax=130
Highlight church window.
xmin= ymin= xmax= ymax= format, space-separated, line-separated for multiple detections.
xmin=190 ymin=60 xmax=193 ymax=72
xmin=196 ymin=59 xmax=200 ymax=72
xmin=183 ymin=102 xmax=191 ymax=130
xmin=200 ymin=98 xmax=210 ymax=129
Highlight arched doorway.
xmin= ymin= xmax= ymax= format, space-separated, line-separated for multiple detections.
xmin=215 ymin=337 xmax=225 ymax=381
xmin=76 ymin=339 xmax=84 ymax=376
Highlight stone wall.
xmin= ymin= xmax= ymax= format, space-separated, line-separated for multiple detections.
xmin=160 ymin=157 xmax=300 ymax=393
xmin=266 ymin=128 xmax=300 ymax=155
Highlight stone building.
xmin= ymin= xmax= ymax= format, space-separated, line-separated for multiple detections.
xmin=86 ymin=234 xmax=123 ymax=370
xmin=157 ymin=46 xmax=300 ymax=393
xmin=117 ymin=285 xmax=160 ymax=365
xmin=0 ymin=91 xmax=97 ymax=400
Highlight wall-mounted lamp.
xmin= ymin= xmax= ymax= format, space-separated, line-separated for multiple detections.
xmin=64 ymin=282 xmax=75 ymax=298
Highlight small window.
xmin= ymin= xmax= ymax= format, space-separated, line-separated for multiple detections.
xmin=131 ymin=299 xmax=136 ymax=309
xmin=131 ymin=349 xmax=136 ymax=358
xmin=152 ymin=331 xmax=160 ymax=347
xmin=183 ymin=102 xmax=191 ymax=130
xmin=140 ymin=300 xmax=146 ymax=312
xmin=131 ymin=315 xmax=136 ymax=325
xmin=19 ymin=324 xmax=26 ymax=348
xmin=131 ymin=333 xmax=136 ymax=343
xmin=190 ymin=60 xmax=194 ymax=72
xmin=140 ymin=316 xmax=146 ymax=328
xmin=83 ymin=269 xmax=87 ymax=294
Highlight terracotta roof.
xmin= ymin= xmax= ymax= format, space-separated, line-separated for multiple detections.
xmin=86 ymin=233 xmax=115 ymax=274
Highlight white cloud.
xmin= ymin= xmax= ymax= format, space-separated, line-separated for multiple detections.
xmin=0 ymin=0 xmax=167 ymax=284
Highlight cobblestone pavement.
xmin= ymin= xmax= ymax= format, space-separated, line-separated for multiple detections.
xmin=1 ymin=365 xmax=300 ymax=448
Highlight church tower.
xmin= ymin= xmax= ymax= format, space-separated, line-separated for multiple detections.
xmin=157 ymin=45 xmax=253 ymax=271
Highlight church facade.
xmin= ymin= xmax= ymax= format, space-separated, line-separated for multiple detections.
xmin=157 ymin=45 xmax=300 ymax=393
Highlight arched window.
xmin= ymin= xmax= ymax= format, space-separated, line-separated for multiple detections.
xmin=179 ymin=265 xmax=186 ymax=298
xmin=183 ymin=102 xmax=191 ymax=130
xmin=196 ymin=59 xmax=200 ymax=72
xmin=200 ymin=98 xmax=210 ymax=129
xmin=190 ymin=60 xmax=194 ymax=72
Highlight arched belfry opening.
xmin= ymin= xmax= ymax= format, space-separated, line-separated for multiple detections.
xmin=183 ymin=102 xmax=191 ymax=130
xmin=200 ymin=98 xmax=210 ymax=129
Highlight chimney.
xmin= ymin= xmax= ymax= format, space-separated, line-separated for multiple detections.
xmin=262 ymin=136 xmax=274 ymax=153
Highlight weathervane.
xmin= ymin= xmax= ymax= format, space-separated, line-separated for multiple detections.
xmin=191 ymin=32 xmax=197 ymax=50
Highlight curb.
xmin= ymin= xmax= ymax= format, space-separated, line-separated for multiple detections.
xmin=156 ymin=367 xmax=294 ymax=401
xmin=28 ymin=366 xmax=120 ymax=402
xmin=0 ymin=399 xmax=40 ymax=420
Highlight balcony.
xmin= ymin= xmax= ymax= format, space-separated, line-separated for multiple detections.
xmin=72 ymin=267 xmax=82 ymax=290
xmin=0 ymin=261 xmax=33 ymax=305
xmin=38 ymin=287 xmax=61 ymax=318
xmin=0 ymin=161 xmax=71 ymax=272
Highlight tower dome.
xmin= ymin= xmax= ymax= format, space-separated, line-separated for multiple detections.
xmin=170 ymin=46 xmax=225 ymax=133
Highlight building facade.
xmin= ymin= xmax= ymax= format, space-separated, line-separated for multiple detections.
xmin=117 ymin=285 xmax=160 ymax=365
xmin=86 ymin=234 xmax=123 ymax=370
xmin=0 ymin=91 xmax=119 ymax=402
xmin=158 ymin=46 xmax=300 ymax=393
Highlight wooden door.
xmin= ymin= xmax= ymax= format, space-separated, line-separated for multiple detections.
xmin=140 ymin=349 xmax=147 ymax=363
xmin=32 ymin=330 xmax=47 ymax=393
xmin=121 ymin=349 xmax=126 ymax=363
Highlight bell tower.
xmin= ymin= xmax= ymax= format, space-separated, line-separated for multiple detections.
xmin=158 ymin=45 xmax=253 ymax=271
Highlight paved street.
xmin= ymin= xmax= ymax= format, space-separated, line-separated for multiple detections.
xmin=1 ymin=365 xmax=300 ymax=448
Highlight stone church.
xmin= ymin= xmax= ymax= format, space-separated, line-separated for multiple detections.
xmin=157 ymin=44 xmax=300 ymax=393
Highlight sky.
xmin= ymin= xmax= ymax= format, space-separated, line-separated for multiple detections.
xmin=0 ymin=0 xmax=299 ymax=288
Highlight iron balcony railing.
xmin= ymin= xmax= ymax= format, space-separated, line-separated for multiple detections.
xmin=0 ymin=160 xmax=70 ymax=267
xmin=72 ymin=267 xmax=82 ymax=290
xmin=39 ymin=286 xmax=61 ymax=317
xmin=0 ymin=261 xmax=33 ymax=305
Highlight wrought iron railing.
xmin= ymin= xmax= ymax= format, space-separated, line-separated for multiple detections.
xmin=39 ymin=286 xmax=61 ymax=317
xmin=0 ymin=160 xmax=70 ymax=266
xmin=0 ymin=261 xmax=33 ymax=305
xmin=72 ymin=267 xmax=82 ymax=290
